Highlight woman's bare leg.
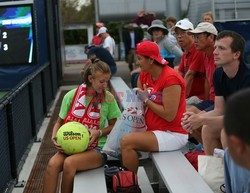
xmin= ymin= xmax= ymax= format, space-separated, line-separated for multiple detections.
xmin=120 ymin=131 xmax=158 ymax=173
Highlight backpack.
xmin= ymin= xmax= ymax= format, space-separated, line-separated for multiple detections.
xmin=112 ymin=170 xmax=141 ymax=193
xmin=184 ymin=150 xmax=205 ymax=171
xmin=105 ymin=165 xmax=121 ymax=192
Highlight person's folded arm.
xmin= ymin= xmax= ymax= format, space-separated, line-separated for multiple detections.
xmin=199 ymin=95 xmax=225 ymax=128
xmin=199 ymin=115 xmax=224 ymax=129
xmin=182 ymin=96 xmax=225 ymax=131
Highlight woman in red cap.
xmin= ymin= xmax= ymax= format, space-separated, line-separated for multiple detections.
xmin=120 ymin=41 xmax=188 ymax=173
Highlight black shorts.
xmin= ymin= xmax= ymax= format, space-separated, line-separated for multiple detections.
xmin=194 ymin=100 xmax=214 ymax=112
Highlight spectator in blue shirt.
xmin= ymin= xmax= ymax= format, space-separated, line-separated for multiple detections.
xmin=83 ymin=45 xmax=117 ymax=76
xmin=224 ymin=88 xmax=250 ymax=193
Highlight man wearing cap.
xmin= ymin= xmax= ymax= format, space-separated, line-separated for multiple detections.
xmin=97 ymin=26 xmax=116 ymax=56
xmin=181 ymin=22 xmax=218 ymax=144
xmin=92 ymin=22 xmax=104 ymax=46
xmin=187 ymin=22 xmax=218 ymax=112
xmin=182 ymin=31 xmax=250 ymax=155
xmin=121 ymin=41 xmax=188 ymax=173
xmin=174 ymin=19 xmax=206 ymax=106
xmin=147 ymin=19 xmax=183 ymax=68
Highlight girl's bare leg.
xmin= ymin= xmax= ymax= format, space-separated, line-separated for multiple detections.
xmin=61 ymin=150 xmax=103 ymax=193
xmin=42 ymin=152 xmax=66 ymax=193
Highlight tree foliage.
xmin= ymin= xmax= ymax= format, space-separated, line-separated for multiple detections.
xmin=60 ymin=0 xmax=79 ymax=25
xmin=78 ymin=0 xmax=95 ymax=23
xmin=61 ymin=0 xmax=131 ymax=45
xmin=61 ymin=0 xmax=95 ymax=25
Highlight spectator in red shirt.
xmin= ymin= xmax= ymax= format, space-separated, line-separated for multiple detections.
xmin=174 ymin=19 xmax=206 ymax=106
xmin=120 ymin=41 xmax=188 ymax=173
xmin=181 ymin=22 xmax=217 ymax=143
xmin=92 ymin=22 xmax=104 ymax=46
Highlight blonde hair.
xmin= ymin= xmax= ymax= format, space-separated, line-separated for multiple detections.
xmin=202 ymin=11 xmax=214 ymax=21
xmin=83 ymin=57 xmax=111 ymax=108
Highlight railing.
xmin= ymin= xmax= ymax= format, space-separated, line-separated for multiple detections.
xmin=0 ymin=62 xmax=58 ymax=193
xmin=213 ymin=0 xmax=250 ymax=22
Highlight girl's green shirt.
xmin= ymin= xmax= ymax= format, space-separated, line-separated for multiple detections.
xmin=59 ymin=88 xmax=121 ymax=148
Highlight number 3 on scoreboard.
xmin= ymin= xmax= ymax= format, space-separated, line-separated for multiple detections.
xmin=3 ymin=44 xmax=8 ymax=51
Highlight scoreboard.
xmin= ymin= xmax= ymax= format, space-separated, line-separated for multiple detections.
xmin=0 ymin=4 xmax=36 ymax=66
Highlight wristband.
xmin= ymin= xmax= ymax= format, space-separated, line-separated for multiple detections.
xmin=99 ymin=130 xmax=103 ymax=137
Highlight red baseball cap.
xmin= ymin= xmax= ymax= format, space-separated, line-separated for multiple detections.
xmin=136 ymin=41 xmax=168 ymax=65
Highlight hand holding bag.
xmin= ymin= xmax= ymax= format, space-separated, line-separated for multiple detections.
xmin=103 ymin=89 xmax=147 ymax=158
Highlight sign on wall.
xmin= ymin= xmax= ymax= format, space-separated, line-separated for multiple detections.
xmin=65 ymin=44 xmax=87 ymax=64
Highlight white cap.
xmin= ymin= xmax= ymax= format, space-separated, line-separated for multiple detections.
xmin=173 ymin=18 xmax=194 ymax=31
xmin=140 ymin=24 xmax=149 ymax=29
xmin=189 ymin=22 xmax=218 ymax=36
xmin=97 ymin=27 xmax=107 ymax=36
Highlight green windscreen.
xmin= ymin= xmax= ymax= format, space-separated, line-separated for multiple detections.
xmin=0 ymin=91 xmax=8 ymax=99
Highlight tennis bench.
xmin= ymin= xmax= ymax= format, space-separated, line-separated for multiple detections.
xmin=151 ymin=151 xmax=213 ymax=193
xmin=110 ymin=76 xmax=132 ymax=111
xmin=73 ymin=166 xmax=153 ymax=193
